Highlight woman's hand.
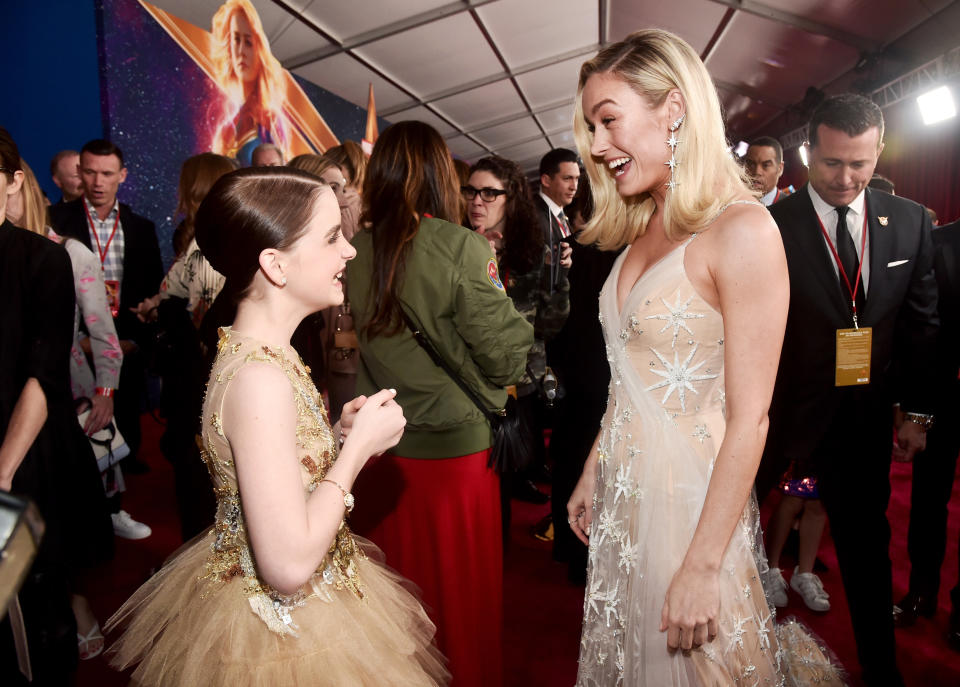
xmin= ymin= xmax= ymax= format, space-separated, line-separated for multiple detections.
xmin=342 ymin=388 xmax=405 ymax=460
xmin=82 ymin=395 xmax=113 ymax=435
xmin=337 ymin=394 xmax=368 ymax=445
xmin=660 ymin=562 xmax=720 ymax=651
xmin=559 ymin=241 xmax=573 ymax=269
xmin=567 ymin=465 xmax=596 ymax=545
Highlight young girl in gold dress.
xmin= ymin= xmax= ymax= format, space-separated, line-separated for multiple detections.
xmin=104 ymin=167 xmax=448 ymax=686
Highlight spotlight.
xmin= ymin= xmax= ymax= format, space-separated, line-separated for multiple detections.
xmin=798 ymin=144 xmax=809 ymax=167
xmin=917 ymin=86 xmax=956 ymax=125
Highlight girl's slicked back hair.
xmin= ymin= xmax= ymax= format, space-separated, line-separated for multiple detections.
xmin=195 ymin=167 xmax=326 ymax=301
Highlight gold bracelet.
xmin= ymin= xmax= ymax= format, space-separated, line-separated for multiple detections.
xmin=320 ymin=478 xmax=354 ymax=513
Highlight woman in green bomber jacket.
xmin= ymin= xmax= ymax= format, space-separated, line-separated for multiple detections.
xmin=347 ymin=121 xmax=533 ymax=687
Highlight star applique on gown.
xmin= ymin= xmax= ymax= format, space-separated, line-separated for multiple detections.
xmin=105 ymin=328 xmax=448 ymax=686
xmin=576 ymin=223 xmax=845 ymax=686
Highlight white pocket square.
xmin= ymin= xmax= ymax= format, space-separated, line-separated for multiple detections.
xmin=887 ymin=259 xmax=909 ymax=267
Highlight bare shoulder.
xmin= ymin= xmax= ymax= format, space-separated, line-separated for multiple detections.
xmin=694 ymin=201 xmax=784 ymax=269
xmin=222 ymin=360 xmax=296 ymax=432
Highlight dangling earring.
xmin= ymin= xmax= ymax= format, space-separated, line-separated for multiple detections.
xmin=665 ymin=113 xmax=684 ymax=192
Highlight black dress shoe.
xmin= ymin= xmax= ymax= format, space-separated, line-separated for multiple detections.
xmin=892 ymin=591 xmax=937 ymax=628
xmin=513 ymin=478 xmax=549 ymax=504
xmin=945 ymin=607 xmax=960 ymax=652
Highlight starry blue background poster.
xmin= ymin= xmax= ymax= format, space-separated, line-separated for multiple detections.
xmin=98 ymin=0 xmax=387 ymax=268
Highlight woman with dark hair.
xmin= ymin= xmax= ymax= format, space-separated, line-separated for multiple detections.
xmin=348 ymin=122 xmax=533 ymax=687
xmin=466 ymin=156 xmax=571 ymax=523
xmin=0 ymin=127 xmax=113 ymax=682
xmin=104 ymin=167 xmax=448 ymax=686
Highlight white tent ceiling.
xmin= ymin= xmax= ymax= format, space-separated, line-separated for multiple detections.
xmin=151 ymin=0 xmax=959 ymax=174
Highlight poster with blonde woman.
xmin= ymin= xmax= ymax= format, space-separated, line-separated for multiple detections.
xmin=138 ymin=0 xmax=339 ymax=165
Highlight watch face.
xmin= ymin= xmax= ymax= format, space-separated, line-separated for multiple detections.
xmin=344 ymin=493 xmax=355 ymax=510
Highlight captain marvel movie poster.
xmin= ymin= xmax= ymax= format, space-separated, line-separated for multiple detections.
xmin=98 ymin=0 xmax=374 ymax=266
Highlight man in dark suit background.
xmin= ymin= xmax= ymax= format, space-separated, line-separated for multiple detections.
xmin=893 ymin=217 xmax=960 ymax=647
xmin=758 ymin=94 xmax=938 ymax=686
xmin=49 ymin=139 xmax=162 ymax=538
xmin=534 ymin=148 xmax=579 ymax=289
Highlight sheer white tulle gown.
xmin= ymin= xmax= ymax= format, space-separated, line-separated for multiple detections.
xmin=576 ymin=229 xmax=844 ymax=687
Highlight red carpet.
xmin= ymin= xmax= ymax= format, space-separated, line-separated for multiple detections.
xmin=76 ymin=415 xmax=960 ymax=685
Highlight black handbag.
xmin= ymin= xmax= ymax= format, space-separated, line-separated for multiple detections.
xmin=399 ymin=308 xmax=533 ymax=473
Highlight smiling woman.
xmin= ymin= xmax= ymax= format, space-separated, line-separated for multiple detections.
xmin=103 ymin=167 xmax=449 ymax=686
xmin=209 ymin=0 xmax=289 ymax=165
xmin=567 ymin=30 xmax=843 ymax=687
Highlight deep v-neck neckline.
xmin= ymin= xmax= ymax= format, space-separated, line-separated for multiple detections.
xmin=615 ymin=238 xmax=688 ymax=317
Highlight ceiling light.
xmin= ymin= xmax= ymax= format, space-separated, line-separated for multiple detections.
xmin=917 ymin=86 xmax=956 ymax=125
xmin=798 ymin=144 xmax=809 ymax=167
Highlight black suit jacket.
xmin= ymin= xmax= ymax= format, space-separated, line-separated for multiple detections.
xmin=534 ymin=195 xmax=571 ymax=293
xmin=49 ymin=198 xmax=163 ymax=341
xmin=932 ymin=219 xmax=960 ymax=410
xmin=762 ymin=185 xmax=938 ymax=475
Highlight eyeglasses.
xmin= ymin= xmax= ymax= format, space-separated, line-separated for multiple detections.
xmin=461 ymin=185 xmax=506 ymax=202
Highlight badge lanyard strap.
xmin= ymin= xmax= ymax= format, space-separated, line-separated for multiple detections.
xmin=83 ymin=201 xmax=120 ymax=270
xmin=817 ymin=205 xmax=868 ymax=329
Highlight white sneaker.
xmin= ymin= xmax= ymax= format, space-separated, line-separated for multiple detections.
xmin=763 ymin=567 xmax=789 ymax=607
xmin=790 ymin=567 xmax=830 ymax=611
xmin=112 ymin=510 xmax=152 ymax=540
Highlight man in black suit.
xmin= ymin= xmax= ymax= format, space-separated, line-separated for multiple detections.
xmin=49 ymin=139 xmax=162 ymax=537
xmin=534 ymin=148 xmax=580 ymax=287
xmin=758 ymin=94 xmax=938 ymax=686
xmin=892 ymin=218 xmax=960 ymax=647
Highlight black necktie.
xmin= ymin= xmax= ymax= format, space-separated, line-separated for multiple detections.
xmin=835 ymin=205 xmax=865 ymax=314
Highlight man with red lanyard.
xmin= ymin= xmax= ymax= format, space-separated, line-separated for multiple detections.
xmin=744 ymin=136 xmax=791 ymax=206
xmin=757 ymin=94 xmax=938 ymax=687
xmin=49 ymin=139 xmax=162 ymax=539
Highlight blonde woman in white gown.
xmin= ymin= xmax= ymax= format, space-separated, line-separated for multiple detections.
xmin=567 ymin=30 xmax=844 ymax=686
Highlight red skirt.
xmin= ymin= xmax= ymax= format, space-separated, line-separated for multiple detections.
xmin=351 ymin=449 xmax=503 ymax=687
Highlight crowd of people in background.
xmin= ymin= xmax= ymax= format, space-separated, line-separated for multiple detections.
xmin=1 ymin=26 xmax=958 ymax=687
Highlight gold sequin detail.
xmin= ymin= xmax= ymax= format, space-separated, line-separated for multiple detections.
xmin=196 ymin=328 xmax=365 ymax=621
xmin=210 ymin=412 xmax=224 ymax=437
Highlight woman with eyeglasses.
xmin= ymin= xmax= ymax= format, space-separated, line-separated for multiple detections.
xmin=348 ymin=122 xmax=533 ymax=687
xmin=465 ymin=156 xmax=573 ymax=529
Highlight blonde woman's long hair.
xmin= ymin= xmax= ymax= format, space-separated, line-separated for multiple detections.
xmin=575 ymin=29 xmax=751 ymax=250
xmin=210 ymin=0 xmax=288 ymax=155
xmin=14 ymin=159 xmax=49 ymax=237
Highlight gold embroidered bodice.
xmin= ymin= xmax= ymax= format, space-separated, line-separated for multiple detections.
xmin=198 ymin=327 xmax=364 ymax=635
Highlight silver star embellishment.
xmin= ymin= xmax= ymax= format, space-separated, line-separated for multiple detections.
xmin=666 ymin=177 xmax=679 ymax=192
xmin=727 ymin=613 xmax=753 ymax=652
xmin=613 ymin=463 xmax=634 ymax=504
xmin=603 ymin=583 xmax=620 ymax=627
xmin=617 ymin=534 xmax=639 ymax=574
xmin=596 ymin=509 xmax=622 ymax=546
xmin=646 ymin=344 xmax=719 ymax=413
xmin=586 ymin=575 xmax=605 ymax=618
xmin=665 ymin=155 xmax=678 ymax=171
xmin=645 ymin=295 xmax=704 ymax=348
xmin=692 ymin=424 xmax=711 ymax=444
xmin=666 ymin=132 xmax=680 ymax=150
xmin=756 ymin=610 xmax=773 ymax=651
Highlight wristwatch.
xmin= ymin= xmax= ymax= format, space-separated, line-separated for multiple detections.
xmin=903 ymin=412 xmax=935 ymax=431
xmin=320 ymin=479 xmax=355 ymax=513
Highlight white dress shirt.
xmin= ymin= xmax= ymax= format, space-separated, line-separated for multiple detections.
xmin=808 ymin=185 xmax=870 ymax=294
xmin=539 ymin=191 xmax=569 ymax=237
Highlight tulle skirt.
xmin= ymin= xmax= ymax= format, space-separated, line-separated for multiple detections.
xmin=104 ymin=531 xmax=449 ymax=686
